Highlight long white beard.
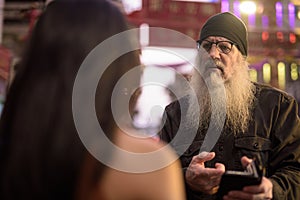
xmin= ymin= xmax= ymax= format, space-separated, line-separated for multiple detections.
xmin=190 ymin=54 xmax=256 ymax=135
xmin=224 ymin=59 xmax=256 ymax=134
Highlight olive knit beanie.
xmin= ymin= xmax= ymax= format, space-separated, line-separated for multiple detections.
xmin=199 ymin=12 xmax=248 ymax=56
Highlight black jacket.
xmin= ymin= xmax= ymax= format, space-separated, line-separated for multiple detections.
xmin=160 ymin=82 xmax=300 ymax=200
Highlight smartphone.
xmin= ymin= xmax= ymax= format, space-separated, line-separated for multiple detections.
xmin=216 ymin=157 xmax=263 ymax=199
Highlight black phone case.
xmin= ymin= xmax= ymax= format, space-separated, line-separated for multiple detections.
xmin=216 ymin=158 xmax=263 ymax=199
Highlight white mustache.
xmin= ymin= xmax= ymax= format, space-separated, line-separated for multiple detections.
xmin=203 ymin=59 xmax=224 ymax=73
xmin=214 ymin=60 xmax=224 ymax=70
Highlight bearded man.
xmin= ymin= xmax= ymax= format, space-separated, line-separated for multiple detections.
xmin=159 ymin=12 xmax=300 ymax=200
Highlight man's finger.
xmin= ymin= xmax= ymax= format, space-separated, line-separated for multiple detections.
xmin=215 ymin=162 xmax=226 ymax=172
xmin=241 ymin=156 xmax=252 ymax=167
xmin=192 ymin=151 xmax=215 ymax=163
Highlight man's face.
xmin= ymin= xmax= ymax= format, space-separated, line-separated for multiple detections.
xmin=193 ymin=35 xmax=254 ymax=134
xmin=198 ymin=36 xmax=242 ymax=82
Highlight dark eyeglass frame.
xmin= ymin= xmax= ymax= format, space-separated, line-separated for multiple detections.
xmin=196 ymin=40 xmax=236 ymax=54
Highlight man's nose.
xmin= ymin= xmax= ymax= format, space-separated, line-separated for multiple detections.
xmin=208 ymin=44 xmax=220 ymax=59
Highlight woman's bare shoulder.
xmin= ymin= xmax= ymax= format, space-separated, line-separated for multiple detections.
xmin=98 ymin=129 xmax=186 ymax=200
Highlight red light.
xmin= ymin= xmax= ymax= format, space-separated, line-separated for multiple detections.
xmin=289 ymin=33 xmax=296 ymax=44
xmin=262 ymin=31 xmax=269 ymax=42
xmin=276 ymin=32 xmax=284 ymax=42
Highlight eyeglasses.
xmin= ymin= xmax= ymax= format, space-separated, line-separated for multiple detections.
xmin=197 ymin=40 xmax=236 ymax=54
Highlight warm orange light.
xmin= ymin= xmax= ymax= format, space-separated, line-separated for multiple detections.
xmin=262 ymin=31 xmax=269 ymax=42
xmin=289 ymin=33 xmax=296 ymax=43
xmin=276 ymin=32 xmax=284 ymax=42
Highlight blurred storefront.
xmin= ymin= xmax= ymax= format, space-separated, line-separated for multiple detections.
xmin=126 ymin=0 xmax=300 ymax=107
xmin=220 ymin=0 xmax=300 ymax=110
xmin=1 ymin=0 xmax=300 ymax=123
xmin=117 ymin=0 xmax=300 ymax=129
xmin=115 ymin=0 xmax=222 ymax=134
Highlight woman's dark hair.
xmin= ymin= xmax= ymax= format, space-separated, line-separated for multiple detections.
xmin=0 ymin=0 xmax=141 ymax=199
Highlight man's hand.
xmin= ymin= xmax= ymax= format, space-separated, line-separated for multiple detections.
xmin=185 ymin=151 xmax=225 ymax=194
xmin=222 ymin=156 xmax=273 ymax=200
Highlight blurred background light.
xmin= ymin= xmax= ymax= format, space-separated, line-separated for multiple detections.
xmin=263 ymin=63 xmax=271 ymax=84
xmin=239 ymin=1 xmax=257 ymax=14
xmin=290 ymin=63 xmax=299 ymax=81
xmin=278 ymin=62 xmax=286 ymax=90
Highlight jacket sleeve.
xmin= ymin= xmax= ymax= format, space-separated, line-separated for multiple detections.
xmin=159 ymin=101 xmax=182 ymax=143
xmin=269 ymin=94 xmax=300 ymax=200
xmin=160 ymin=106 xmax=209 ymax=200
xmin=159 ymin=109 xmax=173 ymax=143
